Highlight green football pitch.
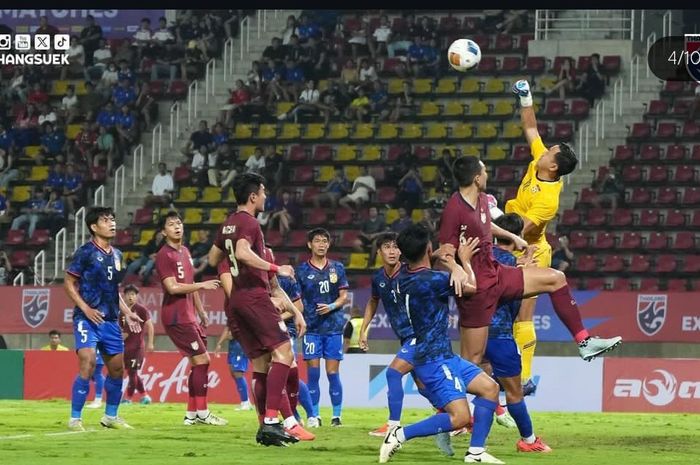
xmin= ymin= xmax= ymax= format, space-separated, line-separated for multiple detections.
xmin=0 ymin=400 xmax=696 ymax=465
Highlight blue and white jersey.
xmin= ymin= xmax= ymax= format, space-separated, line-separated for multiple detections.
xmin=296 ymin=259 xmax=349 ymax=335
xmin=278 ymin=275 xmax=302 ymax=339
xmin=371 ymin=265 xmax=415 ymax=343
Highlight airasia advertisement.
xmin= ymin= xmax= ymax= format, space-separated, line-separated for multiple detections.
xmin=4 ymin=286 xmax=700 ymax=343
xmin=0 ymin=10 xmax=165 ymax=37
xmin=603 ymin=358 xmax=700 ymax=413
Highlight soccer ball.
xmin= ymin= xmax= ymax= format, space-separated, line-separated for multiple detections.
xmin=447 ymin=38 xmax=482 ymax=72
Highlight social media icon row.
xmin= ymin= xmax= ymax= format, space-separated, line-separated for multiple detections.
xmin=0 ymin=34 xmax=70 ymax=51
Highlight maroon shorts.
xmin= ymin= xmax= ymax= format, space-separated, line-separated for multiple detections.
xmin=124 ymin=348 xmax=145 ymax=370
xmin=164 ymin=323 xmax=208 ymax=357
xmin=458 ymin=262 xmax=524 ymax=328
xmin=230 ymin=290 xmax=289 ymax=359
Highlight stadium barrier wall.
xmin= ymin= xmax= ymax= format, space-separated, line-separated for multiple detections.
xmin=4 ymin=286 xmax=700 ymax=343
xmin=0 ymin=350 xmax=24 ymax=399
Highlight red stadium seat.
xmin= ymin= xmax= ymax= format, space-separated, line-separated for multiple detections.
xmin=658 ymin=187 xmax=679 ymax=204
xmin=339 ymin=230 xmax=361 ymax=248
xmin=586 ymin=209 xmax=607 ymax=227
xmin=147 ymin=80 xmax=165 ymax=98
xmin=173 ymin=166 xmax=191 ymax=183
xmin=639 ymin=278 xmax=661 ymax=292
xmin=169 ymin=80 xmax=187 ymax=98
xmin=629 ymin=255 xmax=651 ymax=273
xmin=414 ymin=146 xmax=432 ymax=160
xmin=610 ymin=209 xmax=633 ymax=227
xmin=619 ymin=232 xmax=642 ymax=250
xmin=471 ymin=34 xmax=490 ymax=51
xmin=665 ymin=144 xmax=686 ymax=161
xmin=646 ymin=232 xmax=668 ymax=250
xmin=386 ymin=145 xmax=402 ymax=161
xmin=369 ymin=166 xmax=385 ymax=182
xmin=90 ymin=166 xmax=107 ymax=183
xmin=353 ymin=274 xmax=373 ymax=289
xmin=575 ymin=255 xmax=597 ymax=272
xmin=683 ymin=187 xmax=700 ymax=204
xmin=272 ymin=252 xmax=293 ymax=266
xmin=674 ymin=231 xmax=695 ymax=250
xmin=477 ymin=56 xmax=498 ymax=73
xmin=334 ymin=208 xmax=354 ymax=226
xmin=382 ymin=58 xmax=402 ymax=74
xmin=665 ymin=209 xmax=686 ymax=227
xmin=672 ymin=99 xmax=691 ymax=116
xmin=613 ymin=145 xmax=634 ymax=162
xmin=682 ymin=121 xmax=700 ymax=138
xmin=288 ymin=230 xmax=308 ymax=247
xmin=10 ymin=250 xmax=32 ymax=268
xmin=376 ymin=187 xmax=396 ymax=204
xmin=628 ymin=188 xmax=651 ymax=205
xmin=570 ymin=99 xmax=590 ymax=118
xmin=586 ymin=278 xmax=606 ymax=290
xmin=667 ymin=279 xmax=688 ymax=292
xmin=313 ymin=145 xmax=332 ymax=161
xmin=512 ymin=145 xmax=530 ymax=161
xmin=629 ymin=123 xmax=651 ymax=139
xmin=639 ymin=144 xmax=661 ymax=160
xmin=518 ymin=34 xmax=534 ymax=51
xmin=622 ymin=165 xmax=642 ymax=183
xmin=462 ymin=16 xmax=479 ymax=33
xmin=655 ymin=255 xmax=677 ymax=273
xmin=578 ymin=187 xmax=598 ymax=205
xmin=494 ymin=167 xmax=515 ymax=183
xmin=537 ymin=122 xmax=550 ymax=138
xmin=501 ymin=56 xmax=521 ymax=73
xmin=674 ymin=165 xmax=696 ymax=183
xmin=602 ymin=55 xmax=621 ymax=74
xmin=610 ymin=278 xmax=631 ymax=291
xmin=594 ymin=232 xmax=615 ymax=249
xmin=601 ymin=255 xmax=625 ymax=273
xmin=657 ymin=122 xmax=677 ymax=139
xmin=560 ymin=209 xmax=580 ymax=227
xmin=288 ymin=145 xmax=307 ymax=161
xmin=266 ymin=230 xmax=283 ymax=248
xmin=293 ymin=166 xmax=314 ymax=183
xmin=663 ymin=81 xmax=684 ymax=93
xmin=302 ymin=186 xmax=320 ymax=204
xmin=692 ymin=145 xmax=700 ymax=161
xmin=576 ymin=55 xmax=591 ymax=72
xmin=525 ymin=56 xmax=545 ymax=74
xmin=646 ymin=100 xmax=669 ymax=116
xmin=307 ymin=208 xmax=328 ymax=226
xmin=494 ymin=34 xmax=514 ymax=51
xmin=26 ymin=229 xmax=50 ymax=247
xmin=113 ymin=229 xmax=133 ymax=247
xmin=568 ymin=231 xmax=589 ymax=249
xmin=683 ymin=255 xmax=700 ymax=273
xmin=639 ymin=209 xmax=659 ymax=227
xmin=133 ymin=208 xmax=153 ymax=225
xmin=553 ymin=122 xmax=573 ymax=140
xmin=544 ymin=99 xmax=565 ymax=117
xmin=5 ymin=229 xmax=25 ymax=245
xmin=552 ymin=56 xmax=572 ymax=74
xmin=692 ymin=211 xmax=700 ymax=227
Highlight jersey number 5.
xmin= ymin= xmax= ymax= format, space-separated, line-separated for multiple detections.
xmin=224 ymin=239 xmax=240 ymax=277
xmin=176 ymin=262 xmax=184 ymax=279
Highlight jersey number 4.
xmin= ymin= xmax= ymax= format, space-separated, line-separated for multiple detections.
xmin=224 ymin=239 xmax=240 ymax=277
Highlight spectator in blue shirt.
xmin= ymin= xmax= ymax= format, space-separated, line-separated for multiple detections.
xmin=296 ymin=14 xmax=320 ymax=43
xmin=46 ymin=189 xmax=66 ymax=232
xmin=97 ymin=102 xmax=118 ymax=128
xmin=369 ymin=80 xmax=390 ymax=120
xmin=407 ymin=36 xmax=424 ymax=65
xmin=313 ymin=166 xmax=350 ymax=208
xmin=419 ymin=37 xmax=441 ymax=78
xmin=63 ymin=163 xmax=83 ymax=219
xmin=262 ymin=59 xmax=288 ymax=106
xmin=40 ymin=124 xmax=66 ymax=157
xmin=117 ymin=60 xmax=136 ymax=85
xmin=212 ymin=122 xmax=229 ymax=147
xmin=112 ymin=79 xmax=137 ymax=108
xmin=116 ymin=104 xmax=138 ymax=152
xmin=390 ymin=207 xmax=413 ymax=234
xmin=46 ymin=163 xmax=66 ymax=193
xmin=283 ymin=59 xmax=305 ymax=101
xmin=11 ymin=188 xmax=47 ymax=238
xmin=0 ymin=124 xmax=15 ymax=154
xmin=395 ymin=165 xmax=424 ymax=213
xmin=0 ymin=190 xmax=11 ymax=227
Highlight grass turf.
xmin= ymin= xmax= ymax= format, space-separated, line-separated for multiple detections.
xmin=0 ymin=400 xmax=697 ymax=465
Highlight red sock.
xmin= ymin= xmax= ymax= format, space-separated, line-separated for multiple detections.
xmin=286 ymin=366 xmax=299 ymax=413
xmin=252 ymin=372 xmax=268 ymax=422
xmin=549 ymin=285 xmax=589 ymax=343
xmin=265 ymin=362 xmax=290 ymax=420
xmin=187 ymin=371 xmax=196 ymax=412
xmin=191 ymin=364 xmax=209 ymax=411
xmin=495 ymin=405 xmax=505 ymax=415
xmin=279 ymin=389 xmax=294 ymax=419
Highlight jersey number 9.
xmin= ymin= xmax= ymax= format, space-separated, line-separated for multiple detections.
xmin=224 ymin=239 xmax=240 ymax=277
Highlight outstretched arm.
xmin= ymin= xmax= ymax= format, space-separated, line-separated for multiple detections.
xmin=513 ymin=79 xmax=539 ymax=147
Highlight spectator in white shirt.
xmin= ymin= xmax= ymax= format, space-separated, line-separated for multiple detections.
xmin=132 ymin=17 xmax=152 ymax=60
xmin=61 ymin=85 xmax=79 ymax=124
xmin=190 ymin=145 xmax=208 ymax=187
xmin=244 ymin=147 xmax=266 ymax=174
xmin=206 ymin=148 xmax=219 ymax=187
xmin=86 ymin=38 xmax=112 ymax=81
xmin=339 ymin=165 xmax=376 ymax=209
xmin=152 ymin=17 xmax=175 ymax=44
xmin=369 ymin=15 xmax=392 ymax=58
xmin=99 ymin=62 xmax=119 ymax=95
xmin=358 ymin=58 xmax=379 ymax=85
xmin=61 ymin=36 xmax=85 ymax=80
xmin=278 ymin=80 xmax=324 ymax=123
xmin=38 ymin=104 xmax=58 ymax=127
xmin=146 ymin=162 xmax=174 ymax=206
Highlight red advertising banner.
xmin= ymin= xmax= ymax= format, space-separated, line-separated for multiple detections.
xmin=23 ymin=350 xmax=312 ymax=404
xmin=603 ymin=358 xmax=700 ymax=413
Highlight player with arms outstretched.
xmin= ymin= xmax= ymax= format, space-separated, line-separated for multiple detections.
xmin=64 ymin=206 xmax=143 ymax=431
xmin=155 ymin=211 xmax=227 ymax=426
xmin=296 ymin=228 xmax=349 ymax=427
xmin=120 ymin=284 xmax=154 ymax=404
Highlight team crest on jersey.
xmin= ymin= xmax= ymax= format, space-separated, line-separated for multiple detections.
xmin=530 ymin=185 xmax=541 ymax=194
xmin=480 ymin=210 xmax=487 ymax=223
xmin=329 ymin=270 xmax=338 ymax=284
xmin=114 ymin=256 xmax=121 ymax=271
xmin=22 ymin=289 xmax=50 ymax=328
xmin=190 ymin=341 xmax=199 ymax=351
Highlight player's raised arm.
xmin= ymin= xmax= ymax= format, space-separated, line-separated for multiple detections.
xmin=491 ymin=221 xmax=528 ymax=251
xmin=512 ymin=79 xmax=539 ymax=147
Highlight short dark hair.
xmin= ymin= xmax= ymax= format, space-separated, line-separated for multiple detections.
xmin=307 ymin=228 xmax=330 ymax=243
xmin=397 ymin=224 xmax=431 ymax=263
xmin=452 ymin=156 xmax=482 ymax=187
xmin=159 ymin=210 xmax=182 ymax=230
xmin=555 ymin=143 xmax=578 ymax=177
xmin=123 ymin=284 xmax=139 ymax=294
xmin=49 ymin=330 xmax=60 ymax=337
xmin=85 ymin=206 xmax=115 ymax=236
xmin=493 ymin=213 xmax=524 ymax=245
xmin=376 ymin=232 xmax=398 ymax=249
xmin=233 ymin=172 xmax=265 ymax=205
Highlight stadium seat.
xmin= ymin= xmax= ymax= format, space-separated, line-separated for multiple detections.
xmin=467 ymin=101 xmax=490 ymax=117
xmin=619 ymin=232 xmax=642 ymax=250
xmin=665 ymin=209 xmax=686 ymax=227
xmin=317 ymin=166 xmax=335 ymax=183
xmin=376 ymin=187 xmax=396 ymax=204
xmin=601 ymin=255 xmax=624 ymax=273
xmin=239 ymin=146 xmax=256 ymax=160
xmin=258 ymin=124 xmax=277 ymax=139
xmin=25 ymin=229 xmax=50 ymax=247
xmin=646 ymin=232 xmax=668 ymax=250
xmin=413 ymin=79 xmax=432 ymax=94
xmin=501 ymin=56 xmax=521 ymax=73
xmin=602 ymin=55 xmax=621 ymax=74
xmin=339 ymin=230 xmax=361 ymax=248
xmin=683 ymin=187 xmax=700 ymax=204
xmin=334 ymin=208 xmax=354 ymax=226
xmin=568 ymin=231 xmax=589 ymax=249
xmin=476 ymin=123 xmax=498 ymax=139
xmin=5 ymin=229 xmax=26 ymax=246
xmin=639 ymin=278 xmax=660 ymax=292
xmin=610 ymin=278 xmax=631 ymax=291
xmin=575 ymin=255 xmax=596 ymax=272
xmin=294 ymin=166 xmax=314 ymax=184
xmin=674 ymin=231 xmax=695 ymax=250
xmin=419 ymin=166 xmax=437 ymax=183
xmin=553 ymin=122 xmax=573 ymax=140
xmin=400 ymin=124 xmax=423 ymax=139
xmin=682 ymin=255 xmax=700 ymax=273
xmin=335 ymin=145 xmax=357 ymax=161
xmin=586 ymin=209 xmax=607 ymax=227
xmin=484 ymin=79 xmax=506 ymax=94
xmin=657 ymin=187 xmax=678 ymax=204
xmin=288 ymin=145 xmax=307 ymax=161
xmin=594 ymin=232 xmax=615 ymax=249
xmin=629 ymin=123 xmax=651 ymax=139
xmin=266 ymin=230 xmax=283 ymax=248
xmin=492 ymin=101 xmax=514 ymax=117
xmin=113 ymin=229 xmax=133 ymax=247
xmin=628 ymin=188 xmax=651 ymax=205
xmin=182 ymin=208 xmax=203 ymax=224
xmin=27 ymin=165 xmax=50 ymax=181
xmin=307 ymin=208 xmax=328 ymax=226
xmin=647 ymin=166 xmax=668 ymax=183
xmin=647 ymin=100 xmax=669 ymax=116
xmin=629 ymin=255 xmax=651 ymax=273
xmin=135 ymin=229 xmax=155 ymax=247
xmin=418 ymin=101 xmax=440 ymax=117
xmin=460 ymin=78 xmax=480 ymax=94
xmin=207 ymin=208 xmax=228 ymax=225
xmin=639 ymin=209 xmax=659 ymax=227
xmin=313 ymin=145 xmax=332 ymax=161
xmin=436 ymin=77 xmax=458 ymax=94
xmin=586 ymin=278 xmax=606 ymax=291
xmin=451 ymin=123 xmax=473 ymax=139
xmin=486 ymin=144 xmax=508 ymax=160
xmin=502 ymin=121 xmax=523 ymax=139
xmin=682 ymin=121 xmax=700 ymax=138
xmin=494 ymin=167 xmax=515 ymax=183
xmin=545 ymin=99 xmax=565 ymax=117
xmin=570 ymin=100 xmax=590 ymax=118
xmin=675 ymin=165 xmax=696 ymax=183
xmin=353 ymin=123 xmax=375 ymax=140
xmin=10 ymin=250 xmax=32 ymax=268
xmin=425 ymin=122 xmax=448 ymax=139
xmin=610 ymin=209 xmax=633 ymax=227
xmin=613 ymin=145 xmax=634 ymax=162
xmin=175 ymin=187 xmax=198 ymax=203
xmin=302 ymin=123 xmax=325 ymax=140
xmin=24 ymin=146 xmax=42 ymax=158
xmin=359 ymin=145 xmax=382 ymax=161
xmin=10 ymin=185 xmax=32 ymax=203
xmin=477 ymin=56 xmax=498 ymax=73
xmin=328 ymin=123 xmax=350 ymax=139
xmin=665 ymin=144 xmax=686 ymax=161
xmin=560 ymin=210 xmax=580 ymax=227
xmin=234 ymin=124 xmax=253 ymax=139
xmin=133 ymin=208 xmax=153 ymax=225
xmin=173 ymin=166 xmax=191 ymax=183
xmin=657 ymin=122 xmax=677 ymax=139
xmin=288 ymin=230 xmax=308 ymax=247
xmin=639 ymin=144 xmax=661 ymax=160
xmin=494 ymin=34 xmax=514 ymax=52
xmin=347 ymin=253 xmax=369 ymax=270
xmin=201 ymin=187 xmax=222 ymax=203
xmin=525 ymin=56 xmax=545 ymax=74
xmin=655 ymin=255 xmax=678 ymax=273
xmin=622 ymin=165 xmax=642 ymax=183
xmin=667 ymin=279 xmax=688 ymax=292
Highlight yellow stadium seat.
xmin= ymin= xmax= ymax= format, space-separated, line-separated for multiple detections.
xmin=345 ymin=165 xmax=361 ymax=180
xmin=234 ymin=124 xmax=253 ymax=139
xmin=74 ymin=81 xmax=88 ymax=96
xmin=385 ymin=209 xmax=400 ymax=224
xmin=373 ymin=253 xmax=384 ymax=268
xmin=66 ymin=124 xmax=82 ymax=140
xmin=467 ymin=101 xmax=489 ymax=117
xmin=27 ymin=165 xmax=49 ymax=181
xmin=418 ymin=102 xmax=440 ymax=117
xmin=122 ymin=251 xmax=140 ymax=264
xmin=201 ymin=186 xmax=222 ymax=203
xmin=183 ymin=208 xmax=203 ymax=224
xmin=451 ymin=123 xmax=473 ymax=139
xmin=276 ymin=101 xmax=295 ymax=116
xmin=462 ymin=144 xmax=482 ymax=157
xmin=175 ymin=187 xmax=198 ymax=203
xmin=486 ymin=144 xmax=509 ymax=160
xmin=329 ymin=123 xmax=350 ymax=139
xmin=302 ymin=123 xmax=325 ymax=140
xmin=537 ymin=76 xmax=557 ymax=92
xmin=318 ymin=80 xmax=329 ymax=92
xmin=50 ymin=80 xmax=69 ymax=96
xmin=135 ymin=229 xmax=155 ymax=246
xmin=377 ymin=123 xmax=398 ymax=139
xmin=353 ymin=123 xmax=375 ymax=140
xmin=388 ymin=78 xmax=404 ymax=94
xmin=224 ymin=188 xmax=236 ymax=203
xmin=189 ymin=230 xmax=199 ymax=244
xmin=419 ymin=166 xmax=437 ymax=183
xmin=476 ymin=123 xmax=498 ymax=139
xmin=493 ymin=100 xmax=514 ymax=116
xmin=207 ymin=208 xmax=228 ymax=224
xmin=460 ymin=78 xmax=480 ymax=94
xmin=359 ymin=145 xmax=382 ymax=161
xmin=413 ymin=79 xmax=432 ymax=94
xmin=279 ymin=123 xmax=300 ymax=139
xmin=411 ymin=209 xmax=425 ymax=222
xmin=239 ymin=146 xmax=257 ymax=160
xmin=436 ymin=77 xmax=457 ymax=94
xmin=10 ymin=185 xmax=32 ymax=202
xmin=426 ymin=123 xmax=447 ymax=139
xmin=485 ymin=79 xmax=506 ymax=93
xmin=347 ymin=253 xmax=369 ymax=270
xmin=503 ymin=121 xmax=523 ymax=139
xmin=400 ymin=124 xmax=423 ymax=140
xmin=317 ymin=166 xmax=335 ymax=182
xmin=335 ymin=145 xmax=357 ymax=161
xmin=258 ymin=124 xmax=277 ymax=139
xmin=24 ymin=146 xmax=41 ymax=158
xmin=443 ymin=101 xmax=464 ymax=117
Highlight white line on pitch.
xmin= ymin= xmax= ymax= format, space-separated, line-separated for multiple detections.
xmin=45 ymin=430 xmax=96 ymax=437
xmin=0 ymin=434 xmax=33 ymax=440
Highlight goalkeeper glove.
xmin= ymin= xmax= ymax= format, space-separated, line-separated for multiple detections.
xmin=512 ymin=79 xmax=533 ymax=108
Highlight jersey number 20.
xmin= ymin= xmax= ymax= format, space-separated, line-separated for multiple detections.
xmin=319 ymin=280 xmax=330 ymax=294
xmin=224 ymin=239 xmax=240 ymax=277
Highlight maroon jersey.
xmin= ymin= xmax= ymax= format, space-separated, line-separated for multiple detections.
xmin=438 ymin=191 xmax=498 ymax=289
xmin=214 ymin=211 xmax=270 ymax=295
xmin=120 ymin=303 xmax=151 ymax=353
xmin=155 ymin=242 xmax=197 ymax=326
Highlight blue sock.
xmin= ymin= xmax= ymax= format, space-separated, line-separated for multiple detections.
xmin=104 ymin=376 xmax=123 ymax=417
xmin=71 ymin=376 xmax=90 ymax=419
xmin=328 ymin=372 xmax=343 ymax=418
xmin=403 ymin=413 xmax=453 ymax=441
xmin=93 ymin=365 xmax=105 ymax=400
xmin=471 ymin=397 xmax=497 ymax=448
xmin=307 ymin=366 xmax=321 ymax=417
xmin=234 ymin=376 xmax=249 ymax=402
xmin=386 ymin=368 xmax=405 ymax=422
xmin=297 ymin=380 xmax=314 ymax=418
xmin=507 ymin=400 xmax=534 ymax=438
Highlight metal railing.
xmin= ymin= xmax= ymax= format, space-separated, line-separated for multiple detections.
xmin=645 ymin=32 xmax=657 ymax=78
xmin=133 ymin=143 xmax=145 ymax=190
xmin=53 ymin=227 xmax=66 ymax=280
xmin=74 ymin=206 xmax=86 ymax=251
xmin=662 ymin=10 xmax=672 ymax=37
xmin=535 ymin=10 xmax=635 ymax=40
xmin=34 ymin=250 xmax=45 ymax=285
xmin=240 ymin=16 xmax=250 ymax=60
xmin=151 ymin=124 xmax=162 ymax=164
xmin=12 ymin=271 xmax=24 ymax=286
xmin=94 ymin=185 xmax=105 ymax=206
xmin=223 ymin=38 xmax=234 ymax=82
xmin=629 ymin=55 xmax=640 ymax=99
xmin=594 ymin=100 xmax=606 ymax=146
xmin=169 ymin=102 xmax=180 ymax=148
xmin=113 ymin=165 xmax=125 ymax=211
xmin=186 ymin=79 xmax=199 ymax=129
xmin=205 ymin=59 xmax=216 ymax=105
xmin=611 ymin=78 xmax=624 ymax=123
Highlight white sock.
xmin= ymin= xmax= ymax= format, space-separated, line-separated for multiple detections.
xmin=387 ymin=420 xmax=400 ymax=427
xmin=94 ymin=397 xmax=102 ymax=402
xmin=197 ymin=409 xmax=210 ymax=418
xmin=395 ymin=427 xmax=406 ymax=443
xmin=264 ymin=417 xmax=280 ymax=425
xmin=523 ymin=434 xmax=536 ymax=444
xmin=468 ymin=447 xmax=485 ymax=455
xmin=283 ymin=416 xmax=298 ymax=429
xmin=185 ymin=411 xmax=196 ymax=420
xmin=70 ymin=417 xmax=81 ymax=421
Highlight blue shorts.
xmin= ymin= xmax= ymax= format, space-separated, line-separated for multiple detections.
xmin=228 ymin=340 xmax=249 ymax=372
xmin=395 ymin=338 xmax=416 ymax=366
xmin=73 ymin=319 xmax=124 ymax=356
xmin=414 ymin=355 xmax=482 ymax=409
xmin=485 ymin=338 xmax=521 ymax=379
xmin=302 ymin=333 xmax=343 ymax=361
